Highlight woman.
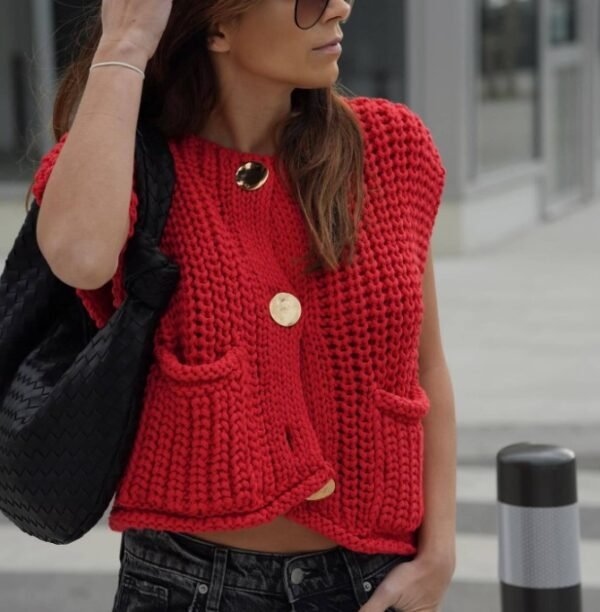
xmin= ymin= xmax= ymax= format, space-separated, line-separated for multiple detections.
xmin=30 ymin=0 xmax=457 ymax=610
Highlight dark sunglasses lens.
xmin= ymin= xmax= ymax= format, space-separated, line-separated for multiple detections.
xmin=296 ymin=0 xmax=355 ymax=30
xmin=296 ymin=0 xmax=328 ymax=30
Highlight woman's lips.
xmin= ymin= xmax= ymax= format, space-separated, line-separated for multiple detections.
xmin=313 ymin=42 xmax=342 ymax=53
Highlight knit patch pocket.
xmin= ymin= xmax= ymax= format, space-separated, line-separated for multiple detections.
xmin=370 ymin=384 xmax=430 ymax=536
xmin=121 ymin=343 xmax=262 ymax=516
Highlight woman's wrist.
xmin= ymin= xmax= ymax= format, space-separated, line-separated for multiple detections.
xmin=415 ymin=540 xmax=456 ymax=574
xmin=93 ymin=37 xmax=150 ymax=72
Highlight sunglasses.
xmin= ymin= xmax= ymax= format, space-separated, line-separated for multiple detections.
xmin=294 ymin=0 xmax=355 ymax=30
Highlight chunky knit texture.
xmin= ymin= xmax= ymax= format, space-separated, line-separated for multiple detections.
xmin=32 ymin=96 xmax=446 ymax=555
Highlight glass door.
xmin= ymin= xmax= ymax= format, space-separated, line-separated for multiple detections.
xmin=544 ymin=0 xmax=585 ymax=215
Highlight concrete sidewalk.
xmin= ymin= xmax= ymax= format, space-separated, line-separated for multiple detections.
xmin=432 ymin=199 xmax=600 ymax=610
xmin=0 ymin=196 xmax=31 ymax=257
xmin=434 ymin=198 xmax=599 ymax=428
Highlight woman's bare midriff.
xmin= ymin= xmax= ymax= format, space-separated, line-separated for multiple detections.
xmin=182 ymin=514 xmax=339 ymax=553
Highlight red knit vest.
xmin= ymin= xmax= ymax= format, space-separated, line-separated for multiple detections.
xmin=33 ymin=96 xmax=446 ymax=555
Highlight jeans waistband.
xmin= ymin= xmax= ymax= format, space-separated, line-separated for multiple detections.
xmin=121 ymin=528 xmax=415 ymax=599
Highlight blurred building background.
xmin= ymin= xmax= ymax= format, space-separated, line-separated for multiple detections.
xmin=1 ymin=0 xmax=599 ymax=255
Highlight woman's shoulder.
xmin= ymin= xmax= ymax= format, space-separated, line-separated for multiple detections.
xmin=343 ymin=95 xmax=445 ymax=176
xmin=342 ymin=95 xmax=421 ymax=131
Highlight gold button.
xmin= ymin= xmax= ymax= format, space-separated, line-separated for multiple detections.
xmin=235 ymin=161 xmax=269 ymax=190
xmin=306 ymin=478 xmax=336 ymax=501
xmin=269 ymin=292 xmax=301 ymax=327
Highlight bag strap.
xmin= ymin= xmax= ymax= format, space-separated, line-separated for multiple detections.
xmin=131 ymin=118 xmax=176 ymax=243
xmin=120 ymin=120 xmax=179 ymax=310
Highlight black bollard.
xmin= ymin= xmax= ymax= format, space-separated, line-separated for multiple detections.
xmin=496 ymin=442 xmax=582 ymax=612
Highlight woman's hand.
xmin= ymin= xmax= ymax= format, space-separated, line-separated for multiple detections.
xmin=98 ymin=0 xmax=174 ymax=63
xmin=357 ymin=553 xmax=455 ymax=612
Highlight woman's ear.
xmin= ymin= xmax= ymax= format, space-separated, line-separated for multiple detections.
xmin=206 ymin=23 xmax=230 ymax=53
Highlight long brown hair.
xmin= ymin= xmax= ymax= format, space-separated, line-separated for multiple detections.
xmin=25 ymin=0 xmax=366 ymax=275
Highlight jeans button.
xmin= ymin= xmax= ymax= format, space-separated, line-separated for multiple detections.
xmin=290 ymin=567 xmax=305 ymax=584
xmin=198 ymin=584 xmax=208 ymax=594
xmin=363 ymin=580 xmax=372 ymax=592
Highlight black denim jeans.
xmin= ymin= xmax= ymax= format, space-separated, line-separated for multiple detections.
xmin=111 ymin=527 xmax=416 ymax=611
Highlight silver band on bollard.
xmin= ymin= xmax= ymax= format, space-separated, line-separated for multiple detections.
xmin=496 ymin=443 xmax=582 ymax=612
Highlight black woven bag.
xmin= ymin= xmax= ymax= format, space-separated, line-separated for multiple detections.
xmin=0 ymin=119 xmax=180 ymax=545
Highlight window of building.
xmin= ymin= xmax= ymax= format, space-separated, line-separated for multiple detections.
xmin=338 ymin=0 xmax=407 ymax=101
xmin=549 ymin=0 xmax=578 ymax=45
xmin=476 ymin=0 xmax=540 ymax=174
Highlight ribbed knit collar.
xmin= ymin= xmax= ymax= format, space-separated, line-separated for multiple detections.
xmin=183 ymin=132 xmax=279 ymax=165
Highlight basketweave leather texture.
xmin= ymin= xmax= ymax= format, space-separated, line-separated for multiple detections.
xmin=0 ymin=119 xmax=180 ymax=544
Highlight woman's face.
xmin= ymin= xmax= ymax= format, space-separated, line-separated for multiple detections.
xmin=208 ymin=0 xmax=354 ymax=90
